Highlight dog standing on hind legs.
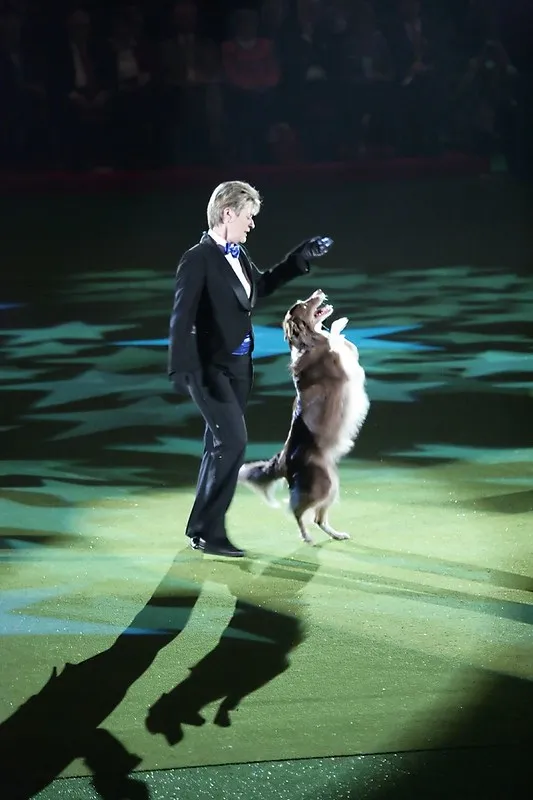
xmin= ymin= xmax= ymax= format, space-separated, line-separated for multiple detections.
xmin=239 ymin=290 xmax=370 ymax=544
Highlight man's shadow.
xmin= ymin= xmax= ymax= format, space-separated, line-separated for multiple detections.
xmin=146 ymin=547 xmax=320 ymax=745
xmin=0 ymin=562 xmax=203 ymax=800
xmin=0 ymin=546 xmax=317 ymax=799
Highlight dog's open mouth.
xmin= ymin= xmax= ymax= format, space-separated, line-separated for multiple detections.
xmin=313 ymin=293 xmax=333 ymax=324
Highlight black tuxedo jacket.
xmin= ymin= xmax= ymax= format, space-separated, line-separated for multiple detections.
xmin=168 ymin=233 xmax=309 ymax=376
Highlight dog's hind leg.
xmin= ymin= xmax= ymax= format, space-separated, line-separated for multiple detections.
xmin=294 ymin=508 xmax=315 ymax=545
xmin=289 ymin=461 xmax=340 ymax=544
xmin=288 ymin=488 xmax=315 ymax=545
xmin=314 ymin=473 xmax=349 ymax=540
xmin=314 ymin=505 xmax=350 ymax=540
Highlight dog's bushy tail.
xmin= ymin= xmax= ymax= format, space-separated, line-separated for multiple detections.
xmin=238 ymin=453 xmax=286 ymax=507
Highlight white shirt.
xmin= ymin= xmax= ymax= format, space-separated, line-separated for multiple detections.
xmin=208 ymin=229 xmax=251 ymax=298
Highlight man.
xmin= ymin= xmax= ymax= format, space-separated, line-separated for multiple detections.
xmin=168 ymin=180 xmax=333 ymax=558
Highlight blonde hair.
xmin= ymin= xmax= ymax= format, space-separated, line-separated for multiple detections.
xmin=206 ymin=181 xmax=261 ymax=229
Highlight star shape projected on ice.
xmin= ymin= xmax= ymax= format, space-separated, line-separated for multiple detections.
xmin=1 ymin=369 xmax=171 ymax=408
xmin=461 ymin=351 xmax=533 ymax=379
xmin=5 ymin=478 xmax=145 ymax=503
xmin=0 ymin=459 xmax=157 ymax=485
xmin=0 ymin=303 xmax=24 ymax=310
xmin=25 ymin=397 xmax=197 ymax=440
xmin=386 ymin=444 xmax=533 ymax=464
xmin=3 ymin=341 xmax=97 ymax=359
xmin=41 ymin=347 xmax=165 ymax=372
xmin=0 ymin=368 xmax=45 ymax=381
xmin=113 ymin=323 xmax=436 ymax=359
xmin=0 ymin=460 xmax=92 ymax=480
xmin=109 ymin=436 xmax=205 ymax=457
xmin=2 ymin=322 xmax=134 ymax=345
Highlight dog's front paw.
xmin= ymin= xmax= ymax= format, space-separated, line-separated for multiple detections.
xmin=331 ymin=531 xmax=350 ymax=540
xmin=331 ymin=317 xmax=349 ymax=336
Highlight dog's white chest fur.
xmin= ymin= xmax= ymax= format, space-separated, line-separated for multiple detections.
xmin=326 ymin=319 xmax=370 ymax=459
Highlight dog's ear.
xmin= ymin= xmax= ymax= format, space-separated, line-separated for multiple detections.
xmin=283 ymin=315 xmax=309 ymax=344
xmin=283 ymin=316 xmax=297 ymax=343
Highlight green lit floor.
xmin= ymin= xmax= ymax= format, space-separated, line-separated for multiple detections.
xmin=0 ymin=176 xmax=532 ymax=799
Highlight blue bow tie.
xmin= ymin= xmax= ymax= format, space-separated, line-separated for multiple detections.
xmin=224 ymin=242 xmax=240 ymax=258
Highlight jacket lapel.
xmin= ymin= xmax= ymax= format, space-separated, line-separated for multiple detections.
xmin=239 ymin=246 xmax=257 ymax=308
xmin=201 ymin=233 xmax=252 ymax=311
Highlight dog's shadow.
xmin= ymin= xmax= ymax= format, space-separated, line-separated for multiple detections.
xmin=145 ymin=546 xmax=319 ymax=745
xmin=0 ymin=564 xmax=203 ymax=800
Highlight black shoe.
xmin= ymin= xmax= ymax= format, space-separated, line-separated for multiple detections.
xmin=189 ymin=537 xmax=245 ymax=558
xmin=189 ymin=536 xmax=205 ymax=551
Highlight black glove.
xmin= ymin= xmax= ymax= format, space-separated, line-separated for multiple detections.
xmin=292 ymin=236 xmax=334 ymax=261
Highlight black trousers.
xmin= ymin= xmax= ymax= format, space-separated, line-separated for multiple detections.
xmin=184 ymin=355 xmax=253 ymax=544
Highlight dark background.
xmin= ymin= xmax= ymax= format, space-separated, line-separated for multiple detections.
xmin=1 ymin=0 xmax=532 ymax=175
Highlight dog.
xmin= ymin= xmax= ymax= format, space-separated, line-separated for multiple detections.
xmin=239 ymin=290 xmax=370 ymax=544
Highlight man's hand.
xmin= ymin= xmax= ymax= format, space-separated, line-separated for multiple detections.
xmin=293 ymin=236 xmax=334 ymax=261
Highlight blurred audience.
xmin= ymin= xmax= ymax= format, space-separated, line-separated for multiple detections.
xmin=0 ymin=0 xmax=530 ymax=172
xmin=338 ymin=2 xmax=395 ymax=157
xmin=0 ymin=7 xmax=47 ymax=166
xmin=387 ymin=0 xmax=446 ymax=155
xmin=48 ymin=8 xmax=110 ymax=169
xmin=160 ymin=1 xmax=223 ymax=165
xmin=105 ymin=5 xmax=157 ymax=167
xmin=222 ymin=7 xmax=282 ymax=163
xmin=282 ymin=0 xmax=333 ymax=161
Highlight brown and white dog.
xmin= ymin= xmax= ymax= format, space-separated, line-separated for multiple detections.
xmin=239 ymin=290 xmax=370 ymax=544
